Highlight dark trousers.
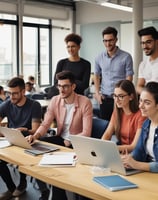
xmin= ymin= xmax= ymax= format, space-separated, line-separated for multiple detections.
xmin=100 ymin=97 xmax=114 ymax=121
xmin=38 ymin=136 xmax=91 ymax=200
xmin=0 ymin=160 xmax=16 ymax=192
xmin=37 ymin=136 xmax=68 ymax=200
xmin=0 ymin=160 xmax=26 ymax=192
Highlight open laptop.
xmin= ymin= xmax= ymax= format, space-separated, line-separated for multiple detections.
xmin=70 ymin=135 xmax=141 ymax=176
xmin=0 ymin=126 xmax=59 ymax=156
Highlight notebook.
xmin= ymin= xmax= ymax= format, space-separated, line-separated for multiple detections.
xmin=0 ymin=126 xmax=59 ymax=156
xmin=93 ymin=175 xmax=138 ymax=191
xmin=70 ymin=135 xmax=141 ymax=176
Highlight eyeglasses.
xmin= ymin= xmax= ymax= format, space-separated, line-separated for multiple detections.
xmin=56 ymin=84 xmax=72 ymax=90
xmin=67 ymin=45 xmax=78 ymax=49
xmin=7 ymin=91 xmax=21 ymax=96
xmin=140 ymin=40 xmax=154 ymax=46
xmin=112 ymin=94 xmax=129 ymax=101
xmin=103 ymin=39 xmax=115 ymax=43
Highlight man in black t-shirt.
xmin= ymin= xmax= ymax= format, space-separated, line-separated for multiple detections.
xmin=52 ymin=33 xmax=91 ymax=97
xmin=0 ymin=77 xmax=42 ymax=200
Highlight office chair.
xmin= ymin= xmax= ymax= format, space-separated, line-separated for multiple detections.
xmin=44 ymin=85 xmax=59 ymax=99
xmin=31 ymin=93 xmax=45 ymax=100
xmin=91 ymin=117 xmax=109 ymax=139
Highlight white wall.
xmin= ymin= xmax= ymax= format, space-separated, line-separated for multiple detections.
xmin=75 ymin=2 xmax=158 ymax=24
xmin=75 ymin=1 xmax=158 ymax=74
xmin=75 ymin=2 xmax=132 ymax=24
xmin=51 ymin=15 xmax=73 ymax=79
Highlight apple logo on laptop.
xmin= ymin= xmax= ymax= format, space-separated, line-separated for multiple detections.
xmin=91 ymin=151 xmax=97 ymax=157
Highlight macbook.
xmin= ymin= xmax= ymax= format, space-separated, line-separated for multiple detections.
xmin=70 ymin=135 xmax=141 ymax=176
xmin=0 ymin=126 xmax=59 ymax=156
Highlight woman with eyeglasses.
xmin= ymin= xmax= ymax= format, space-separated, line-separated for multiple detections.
xmin=101 ymin=80 xmax=146 ymax=153
xmin=122 ymin=82 xmax=158 ymax=172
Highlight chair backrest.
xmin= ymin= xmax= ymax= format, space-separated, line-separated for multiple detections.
xmin=31 ymin=93 xmax=45 ymax=100
xmin=44 ymin=85 xmax=59 ymax=99
xmin=91 ymin=117 xmax=109 ymax=139
xmin=25 ymin=94 xmax=32 ymax=99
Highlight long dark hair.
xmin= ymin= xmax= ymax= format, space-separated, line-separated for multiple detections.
xmin=114 ymin=80 xmax=139 ymax=140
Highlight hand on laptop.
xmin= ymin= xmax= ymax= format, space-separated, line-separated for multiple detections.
xmin=121 ymin=150 xmax=136 ymax=169
xmin=26 ymin=135 xmax=35 ymax=144
xmin=16 ymin=127 xmax=28 ymax=132
xmin=64 ymin=139 xmax=71 ymax=147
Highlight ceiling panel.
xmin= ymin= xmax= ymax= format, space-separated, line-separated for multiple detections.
xmin=26 ymin=0 xmax=75 ymax=7
xmin=74 ymin=0 xmax=158 ymax=7
xmin=26 ymin=0 xmax=158 ymax=8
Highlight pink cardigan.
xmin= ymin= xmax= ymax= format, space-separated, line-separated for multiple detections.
xmin=36 ymin=93 xmax=93 ymax=137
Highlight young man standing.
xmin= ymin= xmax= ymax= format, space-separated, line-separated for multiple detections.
xmin=53 ymin=33 xmax=91 ymax=96
xmin=94 ymin=26 xmax=134 ymax=121
xmin=136 ymin=26 xmax=158 ymax=94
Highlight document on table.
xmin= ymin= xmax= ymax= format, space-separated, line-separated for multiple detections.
xmin=0 ymin=137 xmax=11 ymax=148
xmin=39 ymin=152 xmax=76 ymax=167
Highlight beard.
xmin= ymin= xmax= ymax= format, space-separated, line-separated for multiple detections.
xmin=144 ymin=46 xmax=155 ymax=56
xmin=10 ymin=96 xmax=22 ymax=105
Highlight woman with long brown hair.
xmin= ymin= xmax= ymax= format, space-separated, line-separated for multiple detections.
xmin=102 ymin=80 xmax=146 ymax=153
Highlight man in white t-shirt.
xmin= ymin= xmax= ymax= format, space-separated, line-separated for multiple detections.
xmin=27 ymin=70 xmax=93 ymax=200
xmin=137 ymin=26 xmax=158 ymax=94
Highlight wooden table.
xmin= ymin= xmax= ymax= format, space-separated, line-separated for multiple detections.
xmin=36 ymin=99 xmax=51 ymax=108
xmin=19 ymin=164 xmax=158 ymax=200
xmin=1 ymin=144 xmax=158 ymax=200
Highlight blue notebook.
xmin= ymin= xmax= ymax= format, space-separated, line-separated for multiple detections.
xmin=93 ymin=175 xmax=138 ymax=191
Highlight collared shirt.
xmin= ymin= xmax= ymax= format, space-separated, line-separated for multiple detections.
xmin=94 ymin=47 xmax=134 ymax=95
xmin=37 ymin=93 xmax=93 ymax=137
xmin=138 ymin=57 xmax=158 ymax=83
xmin=132 ymin=119 xmax=158 ymax=172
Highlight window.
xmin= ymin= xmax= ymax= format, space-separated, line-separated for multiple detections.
xmin=23 ymin=16 xmax=52 ymax=86
xmin=0 ymin=22 xmax=17 ymax=86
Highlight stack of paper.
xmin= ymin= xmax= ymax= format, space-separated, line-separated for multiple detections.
xmin=0 ymin=137 xmax=11 ymax=148
xmin=39 ymin=152 xmax=76 ymax=167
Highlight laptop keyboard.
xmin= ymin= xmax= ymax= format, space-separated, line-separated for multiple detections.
xmin=32 ymin=143 xmax=51 ymax=151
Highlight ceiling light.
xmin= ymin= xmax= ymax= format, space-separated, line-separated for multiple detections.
xmin=101 ymin=2 xmax=133 ymax=12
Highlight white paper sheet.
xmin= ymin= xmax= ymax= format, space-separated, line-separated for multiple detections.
xmin=39 ymin=152 xmax=76 ymax=167
xmin=0 ymin=137 xmax=11 ymax=148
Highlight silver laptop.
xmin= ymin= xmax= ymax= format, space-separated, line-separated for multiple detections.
xmin=70 ymin=135 xmax=141 ymax=176
xmin=0 ymin=126 xmax=59 ymax=156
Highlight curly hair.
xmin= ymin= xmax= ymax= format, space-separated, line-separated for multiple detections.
xmin=64 ymin=33 xmax=82 ymax=45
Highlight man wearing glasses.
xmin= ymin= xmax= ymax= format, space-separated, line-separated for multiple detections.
xmin=136 ymin=26 xmax=158 ymax=94
xmin=27 ymin=70 xmax=93 ymax=200
xmin=94 ymin=26 xmax=134 ymax=121
xmin=0 ymin=77 xmax=42 ymax=199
